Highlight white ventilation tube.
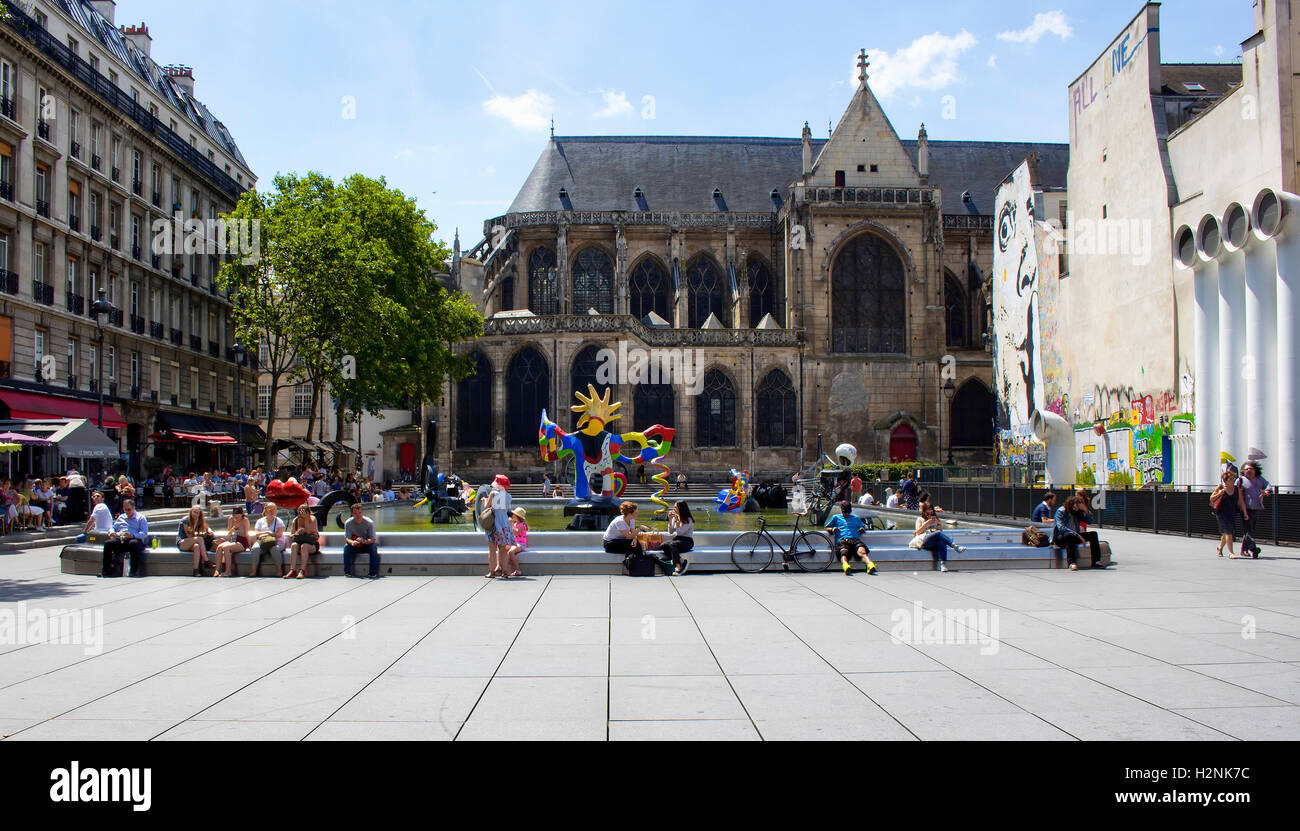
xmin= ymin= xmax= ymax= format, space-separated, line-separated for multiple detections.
xmin=1242 ymin=195 xmax=1278 ymax=472
xmin=1253 ymin=188 xmax=1300 ymax=489
xmin=1176 ymin=222 xmax=1220 ymax=488
xmin=1209 ymin=212 xmax=1246 ymax=468
xmin=1030 ymin=409 xmax=1073 ymax=487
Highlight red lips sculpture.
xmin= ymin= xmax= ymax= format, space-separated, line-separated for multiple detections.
xmin=265 ymin=478 xmax=311 ymax=509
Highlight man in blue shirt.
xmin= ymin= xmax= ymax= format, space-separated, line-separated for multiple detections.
xmin=102 ymin=499 xmax=150 ymax=578
xmin=1031 ymin=492 xmax=1057 ymax=522
xmin=825 ymin=501 xmax=877 ymax=576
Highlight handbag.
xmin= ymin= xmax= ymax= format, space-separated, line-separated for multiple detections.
xmin=1022 ymin=526 xmax=1050 ymax=547
xmin=1209 ymin=491 xmax=1223 ymax=511
xmin=637 ymin=531 xmax=664 ymax=551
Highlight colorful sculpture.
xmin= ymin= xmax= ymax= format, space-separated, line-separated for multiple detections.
xmin=540 ymin=385 xmax=676 ymax=513
xmin=715 ymin=468 xmax=750 ymax=512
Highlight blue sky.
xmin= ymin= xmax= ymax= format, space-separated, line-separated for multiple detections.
xmin=121 ymin=0 xmax=1241 ymax=249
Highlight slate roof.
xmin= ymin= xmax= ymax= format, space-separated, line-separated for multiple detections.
xmin=1159 ymin=63 xmax=1242 ymax=98
xmin=507 ymin=136 xmax=1067 ymax=219
xmin=54 ymin=0 xmax=250 ymax=169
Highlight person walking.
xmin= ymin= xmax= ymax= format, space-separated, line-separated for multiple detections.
xmin=1211 ymin=470 xmax=1247 ymax=558
xmin=1237 ymin=461 xmax=1271 ymax=558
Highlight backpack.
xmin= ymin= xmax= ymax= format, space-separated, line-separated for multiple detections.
xmin=1022 ymin=525 xmax=1051 ymax=547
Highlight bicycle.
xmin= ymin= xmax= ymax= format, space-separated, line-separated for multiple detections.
xmin=730 ymin=513 xmax=834 ymax=573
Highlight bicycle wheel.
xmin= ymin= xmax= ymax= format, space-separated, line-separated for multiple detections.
xmin=730 ymin=532 xmax=774 ymax=573
xmin=791 ymin=531 xmax=834 ymax=572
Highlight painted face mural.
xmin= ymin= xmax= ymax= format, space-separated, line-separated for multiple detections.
xmin=992 ymin=162 xmax=1047 ymax=439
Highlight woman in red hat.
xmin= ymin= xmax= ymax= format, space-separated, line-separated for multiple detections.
xmin=483 ymin=475 xmax=516 ymax=578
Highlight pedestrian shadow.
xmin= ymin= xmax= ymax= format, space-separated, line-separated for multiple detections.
xmin=0 ymin=579 xmax=89 ymax=602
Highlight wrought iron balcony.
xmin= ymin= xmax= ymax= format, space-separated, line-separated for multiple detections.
xmin=0 ymin=96 xmax=13 ymax=120
xmin=149 ymin=321 xmax=164 ymax=339
xmin=68 ymin=214 xmax=80 ymax=232
xmin=109 ymin=308 xmax=123 ymax=327
xmin=0 ymin=181 xmax=11 ymax=201
xmin=151 ymin=191 xmax=160 ymax=208
xmin=92 ymin=154 xmax=102 ymax=171
xmin=132 ymin=245 xmax=141 ymax=260
xmin=70 ymin=140 xmax=80 ymax=159
xmin=208 ymin=341 xmax=220 ymax=357
xmin=189 ymin=272 xmax=199 ymax=287
xmin=1 ymin=270 xmax=18 ymax=295
xmin=130 ymin=314 xmax=146 ymax=334
xmin=90 ymin=224 xmax=102 ymax=241
xmin=65 ymin=291 xmax=84 ymax=315
xmin=36 ymin=120 xmax=49 ymax=141
xmin=169 ymin=328 xmax=183 ymax=345
xmin=67 ymin=375 xmax=78 ymax=390
xmin=31 ymin=281 xmax=54 ymax=305
xmin=151 ymin=254 xmax=160 ymax=270
xmin=189 ymin=335 xmax=202 ymax=352
xmin=943 ymin=214 xmax=995 ymax=232
xmin=110 ymin=234 xmax=119 ymax=250
xmin=36 ymin=199 xmax=49 ymax=217
xmin=132 ymin=178 xmax=142 ymax=196
xmin=111 ymin=166 xmax=120 ymax=183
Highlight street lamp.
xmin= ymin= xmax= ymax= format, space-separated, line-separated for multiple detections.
xmin=90 ymin=288 xmax=116 ymax=430
xmin=232 ymin=341 xmax=246 ymax=471
xmin=942 ymin=378 xmax=957 ymax=466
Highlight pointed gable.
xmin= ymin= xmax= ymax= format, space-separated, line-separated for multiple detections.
xmin=806 ymin=80 xmax=921 ymax=187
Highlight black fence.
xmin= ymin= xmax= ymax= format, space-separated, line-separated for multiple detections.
xmin=914 ymin=483 xmax=1300 ymax=546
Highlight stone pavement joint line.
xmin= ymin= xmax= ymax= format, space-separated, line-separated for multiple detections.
xmin=1 ymin=529 xmax=1299 ymax=741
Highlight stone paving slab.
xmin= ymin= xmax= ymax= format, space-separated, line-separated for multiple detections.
xmin=2 ymin=528 xmax=1299 ymax=740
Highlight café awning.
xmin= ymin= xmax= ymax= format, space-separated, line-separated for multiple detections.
xmin=0 ymin=390 xmax=126 ymax=429
xmin=46 ymin=419 xmax=119 ymax=459
xmin=150 ymin=430 xmax=238 ymax=445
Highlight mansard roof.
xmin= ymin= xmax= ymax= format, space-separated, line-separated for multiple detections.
xmin=507 ymin=135 xmax=1067 ymax=219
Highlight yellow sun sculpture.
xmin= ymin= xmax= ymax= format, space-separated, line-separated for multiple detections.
xmin=572 ymin=385 xmax=622 ymax=434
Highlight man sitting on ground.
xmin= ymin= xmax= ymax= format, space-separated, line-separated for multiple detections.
xmin=343 ymin=503 xmax=381 ymax=578
xmin=1031 ymin=491 xmax=1057 ymax=523
xmin=103 ymin=499 xmax=150 ymax=577
xmin=825 ymin=501 xmax=877 ymax=576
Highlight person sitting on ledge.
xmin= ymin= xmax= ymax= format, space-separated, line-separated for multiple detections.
xmin=103 ymin=499 xmax=150 ymax=578
xmin=603 ymin=501 xmax=647 ymax=557
xmin=1032 ymin=491 xmax=1057 ymax=523
xmin=1052 ymin=494 xmax=1106 ymax=571
xmin=343 ymin=502 xmax=381 ymax=579
xmin=826 ymin=500 xmax=877 ymax=576
xmin=250 ymin=503 xmax=288 ymax=577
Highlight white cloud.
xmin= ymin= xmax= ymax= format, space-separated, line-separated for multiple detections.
xmin=485 ymin=164 xmax=496 ymax=176
xmin=482 ymin=89 xmax=554 ymax=130
xmin=1214 ymin=44 xmax=1225 ymax=57
xmin=987 ymin=55 xmax=998 ymax=68
xmin=997 ymin=11 xmax=1072 ymax=44
xmin=593 ymin=89 xmax=633 ymax=118
xmin=858 ymin=30 xmax=978 ymax=98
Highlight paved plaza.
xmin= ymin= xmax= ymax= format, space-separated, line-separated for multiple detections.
xmin=1 ymin=530 xmax=1298 ymax=741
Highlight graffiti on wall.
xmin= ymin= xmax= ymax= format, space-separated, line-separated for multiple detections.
xmin=992 ymin=162 xmax=1045 ymax=443
xmin=1074 ymin=411 xmax=1194 ymax=486
xmin=1068 ymin=10 xmax=1152 ymax=140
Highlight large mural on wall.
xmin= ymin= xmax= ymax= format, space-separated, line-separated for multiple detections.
xmin=991 ymin=160 xmax=1192 ymax=484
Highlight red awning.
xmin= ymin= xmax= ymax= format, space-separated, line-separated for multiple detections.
xmin=0 ymin=390 xmax=127 ymax=429
xmin=150 ymin=430 xmax=236 ymax=445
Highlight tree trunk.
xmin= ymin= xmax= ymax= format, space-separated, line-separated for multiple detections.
xmin=263 ymin=372 xmax=282 ymax=470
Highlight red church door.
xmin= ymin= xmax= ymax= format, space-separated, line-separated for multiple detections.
xmin=399 ymin=442 xmax=416 ymax=477
xmin=889 ymin=424 xmax=917 ymax=462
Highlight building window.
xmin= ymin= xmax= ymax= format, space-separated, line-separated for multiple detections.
xmin=528 ymin=247 xmax=559 ymax=315
xmin=686 ymin=255 xmax=725 ymax=329
xmin=34 ymin=328 xmax=45 ymax=376
xmin=291 ymin=383 xmax=312 ymax=418
xmin=131 ymin=352 xmax=140 ymax=390
xmin=569 ymin=344 xmax=608 ymax=431
xmin=257 ymin=385 xmax=271 ymax=419
xmin=571 ymin=247 xmax=613 ymax=315
xmin=629 ymin=256 xmax=671 ymax=323
xmin=945 ymin=273 xmax=968 ymax=348
xmin=695 ymin=369 xmax=736 ymax=447
xmin=634 ymin=383 xmax=675 ymax=430
xmin=830 ymin=233 xmax=906 ymax=353
xmin=950 ymin=380 xmax=994 ymax=448
xmin=505 ymin=346 xmax=549 ymax=447
xmin=746 ymin=255 xmax=776 ymax=328
xmin=456 ymin=351 xmax=493 ymax=448
xmin=67 ymin=338 xmax=79 ymax=387
xmin=0 ymin=60 xmax=14 ymax=116
xmin=755 ymin=369 xmax=797 ymax=447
